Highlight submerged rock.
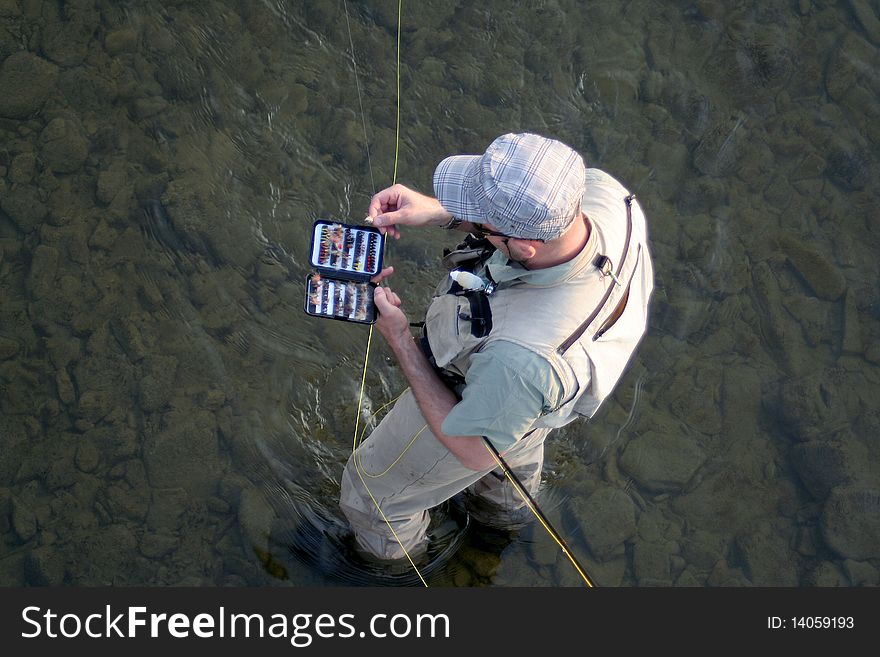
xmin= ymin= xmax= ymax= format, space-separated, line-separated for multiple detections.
xmin=821 ymin=487 xmax=880 ymax=560
xmin=619 ymin=430 xmax=706 ymax=493
xmin=775 ymin=233 xmax=846 ymax=301
xmin=238 ymin=487 xmax=276 ymax=556
xmin=1 ymin=185 xmax=48 ymax=233
xmin=0 ymin=51 xmax=59 ymax=118
xmin=10 ymin=496 xmax=37 ymax=543
xmin=692 ymin=115 xmax=744 ymax=177
xmin=567 ymin=486 xmax=636 ymax=560
xmin=790 ymin=441 xmax=856 ymax=500
xmin=826 ymin=146 xmax=871 ymax=191
xmin=39 ymin=1 xmax=98 ymax=66
xmin=0 ymin=336 xmax=19 ymax=360
xmin=25 ymin=546 xmax=66 ymax=586
xmin=143 ymin=409 xmax=219 ymax=497
xmin=105 ymin=28 xmax=139 ymax=55
xmin=735 ymin=520 xmax=799 ymax=586
xmin=40 ymin=118 xmax=90 ymax=174
xmin=775 ymin=372 xmax=848 ymax=442
xmin=632 ymin=540 xmax=674 ymax=586
xmin=138 ymin=531 xmax=179 ymax=559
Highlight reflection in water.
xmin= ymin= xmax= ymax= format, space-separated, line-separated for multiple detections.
xmin=0 ymin=1 xmax=877 ymax=587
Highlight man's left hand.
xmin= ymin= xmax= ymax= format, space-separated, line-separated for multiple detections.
xmin=373 ymin=286 xmax=410 ymax=346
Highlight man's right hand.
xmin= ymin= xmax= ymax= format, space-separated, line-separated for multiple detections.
xmin=367 ymin=184 xmax=453 ymax=239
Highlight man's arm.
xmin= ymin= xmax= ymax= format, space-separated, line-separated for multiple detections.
xmin=373 ymin=287 xmax=496 ymax=472
xmin=366 ymin=184 xmax=481 ymax=239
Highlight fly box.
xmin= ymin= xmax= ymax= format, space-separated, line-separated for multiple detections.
xmin=304 ymin=220 xmax=385 ymax=324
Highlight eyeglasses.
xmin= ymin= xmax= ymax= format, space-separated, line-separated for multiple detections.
xmin=471 ymin=224 xmax=545 ymax=243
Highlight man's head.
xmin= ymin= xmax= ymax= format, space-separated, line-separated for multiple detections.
xmin=432 ymin=132 xmax=586 ymax=242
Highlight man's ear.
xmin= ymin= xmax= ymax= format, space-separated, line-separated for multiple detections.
xmin=521 ymin=242 xmax=539 ymax=260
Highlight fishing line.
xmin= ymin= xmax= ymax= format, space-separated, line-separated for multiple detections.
xmin=344 ymin=0 xmax=591 ymax=588
xmin=345 ymin=0 xmax=428 ymax=586
xmin=343 ymin=0 xmax=375 ymax=194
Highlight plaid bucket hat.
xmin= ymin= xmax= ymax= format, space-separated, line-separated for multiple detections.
xmin=432 ymin=133 xmax=586 ymax=241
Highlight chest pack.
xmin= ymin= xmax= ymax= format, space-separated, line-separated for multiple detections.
xmin=422 ymin=194 xmax=651 ymax=426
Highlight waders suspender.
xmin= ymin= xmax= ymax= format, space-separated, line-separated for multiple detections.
xmin=557 ymin=194 xmax=637 ymax=355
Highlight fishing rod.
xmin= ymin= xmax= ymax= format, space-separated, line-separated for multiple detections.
xmin=482 ymin=437 xmax=596 ymax=587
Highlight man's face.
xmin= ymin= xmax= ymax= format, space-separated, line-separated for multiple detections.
xmin=480 ymin=222 xmax=541 ymax=265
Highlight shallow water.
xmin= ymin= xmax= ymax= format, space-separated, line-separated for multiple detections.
xmin=0 ymin=0 xmax=878 ymax=587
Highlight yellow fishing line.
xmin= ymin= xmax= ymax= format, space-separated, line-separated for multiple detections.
xmin=347 ymin=0 xmax=588 ymax=588
xmin=357 ymin=422 xmax=427 ymax=478
xmin=347 ymin=0 xmax=428 ymax=587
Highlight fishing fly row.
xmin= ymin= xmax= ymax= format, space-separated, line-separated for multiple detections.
xmin=307 ymin=274 xmax=374 ymax=322
xmin=313 ymin=222 xmax=382 ymax=275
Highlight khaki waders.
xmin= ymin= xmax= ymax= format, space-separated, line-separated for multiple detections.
xmin=339 ymin=388 xmax=548 ymax=560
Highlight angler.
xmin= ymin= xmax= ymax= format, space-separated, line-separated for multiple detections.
xmin=338 ymin=132 xmax=655 ymax=570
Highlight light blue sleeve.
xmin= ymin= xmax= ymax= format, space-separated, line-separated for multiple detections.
xmin=440 ymin=341 xmax=564 ymax=451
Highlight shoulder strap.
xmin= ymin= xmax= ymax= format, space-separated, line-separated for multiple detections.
xmin=557 ymin=194 xmax=635 ymax=355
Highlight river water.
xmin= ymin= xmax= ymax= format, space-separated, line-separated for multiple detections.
xmin=0 ymin=0 xmax=878 ymax=586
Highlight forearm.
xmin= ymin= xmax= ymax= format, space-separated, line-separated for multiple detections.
xmin=386 ymin=334 xmax=495 ymax=471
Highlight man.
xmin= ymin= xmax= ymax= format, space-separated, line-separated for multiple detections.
xmin=339 ymin=132 xmax=654 ymax=561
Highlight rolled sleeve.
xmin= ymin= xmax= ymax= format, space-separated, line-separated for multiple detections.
xmin=440 ymin=342 xmax=563 ymax=451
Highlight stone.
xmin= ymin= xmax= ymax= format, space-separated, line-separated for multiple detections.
xmin=790 ymin=441 xmax=855 ymax=500
xmin=0 ymin=1 xmax=22 ymax=17
xmin=764 ymin=176 xmax=794 ymax=209
xmin=675 ymin=567 xmax=704 ymax=587
xmin=0 ymin=336 xmax=19 ymax=360
xmin=9 ymin=151 xmax=36 ymax=183
xmin=24 ymin=546 xmax=65 ymax=585
xmin=776 ymin=372 xmax=848 ymax=442
xmin=103 ymin=483 xmax=149 ymax=521
xmin=633 ymin=541 xmax=673 ymax=585
xmin=0 ymin=51 xmax=59 ymax=119
xmin=146 ymin=487 xmax=188 ymax=533
xmin=668 ymin=384 xmax=722 ymax=435
xmin=10 ymin=495 xmax=37 ymax=542
xmin=40 ymin=118 xmax=89 ymax=174
xmin=130 ymin=96 xmax=169 ymax=120
xmin=619 ymin=430 xmax=706 ymax=493
xmin=843 ymin=559 xmax=879 ymax=586
xmin=848 ymin=0 xmax=880 ymax=45
xmin=88 ymin=220 xmax=119 ymax=250
xmin=97 ymin=168 xmax=128 ymax=206
xmin=842 ymin=289 xmax=862 ymax=354
xmin=1 ymin=184 xmax=48 ymax=232
xmin=783 ymin=294 xmax=828 ymax=347
xmin=56 ymin=368 xmax=76 ymax=405
xmin=567 ymin=486 xmax=637 ymax=560
xmin=76 ymin=389 xmax=114 ymax=423
xmin=238 ymin=487 xmax=276 ymax=555
xmin=820 ymin=487 xmax=880 ymax=560
xmin=74 ymin=439 xmax=100 ymax=473
xmin=692 ymin=115 xmax=744 ymax=177
xmin=105 ymin=28 xmax=139 ymax=55
xmin=735 ymin=521 xmax=799 ymax=586
xmin=721 ymin=364 xmax=762 ymax=439
xmin=139 ymin=531 xmax=179 ymax=559
xmin=825 ymin=146 xmax=871 ymax=191
xmin=26 ymin=244 xmax=59 ymax=300
xmin=775 ymin=233 xmax=846 ymax=301
xmin=68 ymin=524 xmax=138 ymax=585
xmin=39 ymin=2 xmax=97 ymax=66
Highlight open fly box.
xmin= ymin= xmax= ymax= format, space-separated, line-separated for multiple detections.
xmin=304 ymin=220 xmax=384 ymax=325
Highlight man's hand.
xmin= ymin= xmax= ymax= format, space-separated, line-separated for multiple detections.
xmin=366 ymin=184 xmax=453 ymax=239
xmin=373 ymin=286 xmax=411 ymax=346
